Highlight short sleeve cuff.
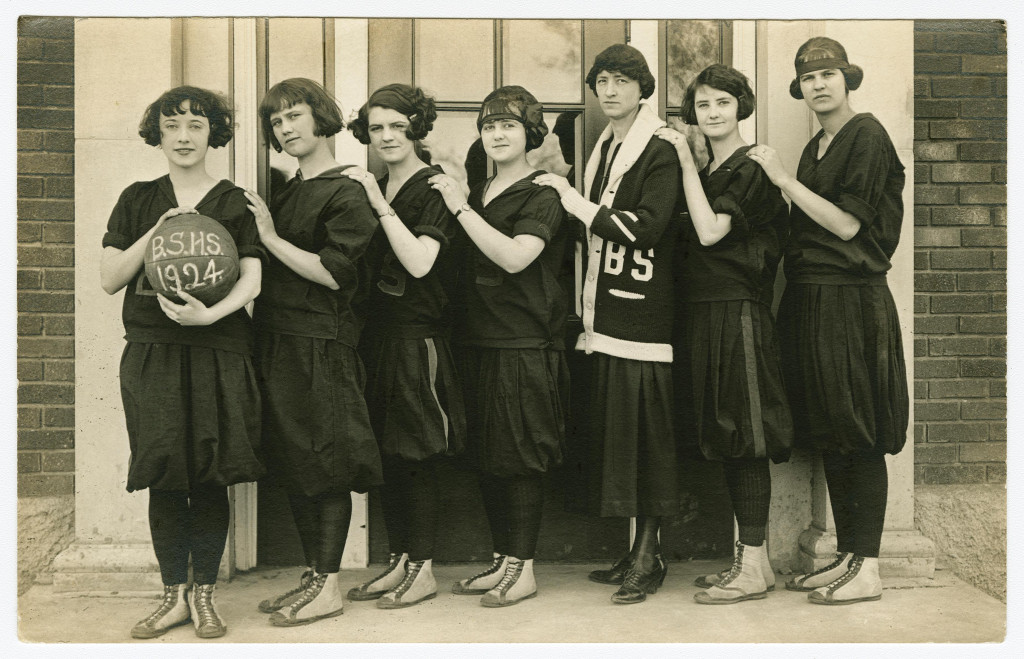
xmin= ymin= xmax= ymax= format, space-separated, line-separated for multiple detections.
xmin=102 ymin=231 xmax=131 ymax=250
xmin=836 ymin=192 xmax=878 ymax=227
xmin=319 ymin=249 xmax=357 ymax=288
xmin=238 ymin=244 xmax=269 ymax=264
xmin=412 ymin=224 xmax=450 ymax=252
xmin=710 ymin=194 xmax=747 ymax=234
xmin=512 ymin=219 xmax=552 ymax=243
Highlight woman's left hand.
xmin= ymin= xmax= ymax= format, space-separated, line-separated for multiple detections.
xmin=747 ymin=145 xmax=791 ymax=186
xmin=157 ymin=290 xmax=213 ymax=326
xmin=532 ymin=173 xmax=572 ymax=196
xmin=427 ymin=174 xmax=468 ymax=213
xmin=244 ymin=189 xmax=277 ymax=239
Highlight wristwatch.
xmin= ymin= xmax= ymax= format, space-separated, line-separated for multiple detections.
xmin=455 ymin=203 xmax=472 ymax=219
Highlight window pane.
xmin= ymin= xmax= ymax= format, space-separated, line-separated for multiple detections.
xmin=502 ymin=20 xmax=582 ymax=104
xmin=415 ymin=19 xmax=494 ymax=102
xmin=666 ymin=20 xmax=724 ymax=107
xmin=420 ymin=112 xmax=482 ymax=195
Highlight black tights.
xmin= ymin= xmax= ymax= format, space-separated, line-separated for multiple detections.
xmin=723 ymin=459 xmax=772 ymax=546
xmin=148 ymin=485 xmax=230 ymax=586
xmin=381 ymin=456 xmax=440 ymax=561
xmin=478 ymin=473 xmax=544 ymax=560
xmin=287 ymin=490 xmax=353 ymax=573
xmin=822 ymin=451 xmax=888 ymax=558
xmin=629 ymin=515 xmax=662 ymax=572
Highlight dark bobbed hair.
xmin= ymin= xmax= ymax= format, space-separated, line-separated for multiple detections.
xmin=349 ymin=83 xmax=437 ymax=145
xmin=585 ymin=44 xmax=656 ymax=100
xmin=680 ymin=64 xmax=756 ymax=126
xmin=258 ymin=78 xmax=344 ymax=152
xmin=138 ymin=86 xmax=234 ymax=148
xmin=789 ymin=36 xmax=864 ymax=100
xmin=477 ymin=85 xmax=548 ymax=152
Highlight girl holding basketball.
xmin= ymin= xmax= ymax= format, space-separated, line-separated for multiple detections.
xmin=343 ymin=84 xmax=466 ymax=609
xmin=101 ymin=86 xmax=266 ymax=640
xmin=245 ymin=78 xmax=382 ymax=626
xmin=428 ymin=86 xmax=569 ymax=608
xmin=655 ymin=64 xmax=793 ymax=604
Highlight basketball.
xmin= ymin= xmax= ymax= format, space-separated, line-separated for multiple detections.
xmin=144 ymin=213 xmax=239 ymax=306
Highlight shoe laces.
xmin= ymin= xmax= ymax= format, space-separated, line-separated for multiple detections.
xmin=717 ymin=543 xmax=746 ymax=588
xmin=469 ymin=554 xmax=507 ymax=584
xmin=493 ymin=560 xmax=524 ymax=594
xmin=824 ymin=555 xmax=864 ymax=593
xmin=392 ymin=560 xmax=424 ymax=596
xmin=804 ymin=552 xmax=849 ymax=579
xmin=142 ymin=585 xmax=180 ymax=625
xmin=290 ymin=573 xmax=329 ymax=612
xmin=193 ymin=584 xmax=219 ymax=626
xmin=277 ymin=568 xmax=314 ymax=604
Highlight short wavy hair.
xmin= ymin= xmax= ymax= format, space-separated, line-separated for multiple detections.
xmin=477 ymin=85 xmax=548 ymax=152
xmin=680 ymin=64 xmax=756 ymax=126
xmin=258 ymin=77 xmax=344 ymax=152
xmin=138 ymin=86 xmax=234 ymax=148
xmin=585 ymin=44 xmax=656 ymax=100
xmin=349 ymin=83 xmax=437 ymax=145
xmin=789 ymin=36 xmax=864 ymax=100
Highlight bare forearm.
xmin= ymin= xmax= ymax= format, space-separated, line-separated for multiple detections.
xmin=201 ymin=258 xmax=262 ymax=323
xmin=262 ymin=233 xmax=340 ymax=289
xmin=458 ymin=210 xmax=542 ymax=274
xmin=778 ymin=177 xmax=860 ymax=241
xmin=681 ymin=164 xmax=731 ymax=246
xmin=380 ymin=214 xmax=440 ymax=279
xmin=101 ymin=226 xmax=161 ymax=294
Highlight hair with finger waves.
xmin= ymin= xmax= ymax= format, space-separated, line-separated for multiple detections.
xmin=680 ymin=64 xmax=755 ymax=126
xmin=349 ymin=84 xmax=437 ymax=144
xmin=585 ymin=44 xmax=656 ymax=100
xmin=258 ymin=77 xmax=344 ymax=152
xmin=138 ymin=86 xmax=234 ymax=148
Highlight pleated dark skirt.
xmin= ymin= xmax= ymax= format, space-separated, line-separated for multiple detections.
xmin=361 ymin=334 xmax=467 ymax=462
xmin=577 ymin=353 xmax=679 ymax=518
xmin=457 ymin=346 xmax=568 ymax=478
xmin=777 ymin=282 xmax=909 ymax=455
xmin=256 ymin=332 xmax=383 ymax=497
xmin=677 ymin=299 xmax=793 ymax=463
xmin=119 ymin=342 xmax=265 ymax=492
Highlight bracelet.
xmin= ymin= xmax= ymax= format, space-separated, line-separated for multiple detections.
xmin=377 ymin=206 xmax=396 ymax=218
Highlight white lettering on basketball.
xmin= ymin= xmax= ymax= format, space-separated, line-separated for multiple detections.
xmin=150 ymin=236 xmax=165 ymax=259
xmin=205 ymin=233 xmax=222 ymax=255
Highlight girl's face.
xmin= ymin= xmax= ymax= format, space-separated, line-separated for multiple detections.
xmin=367 ymin=106 xmax=415 ymax=165
xmin=799 ymin=68 xmax=847 ymax=114
xmin=594 ymin=70 xmax=642 ymax=121
xmin=159 ymin=101 xmax=210 ymax=169
xmin=269 ymin=101 xmax=322 ymax=159
xmin=480 ymin=118 xmax=527 ymax=164
xmin=693 ymin=84 xmax=741 ymax=140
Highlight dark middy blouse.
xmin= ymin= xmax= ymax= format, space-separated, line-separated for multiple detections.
xmin=253 ymin=166 xmax=379 ymax=347
xmin=454 ymin=171 xmax=568 ymax=350
xmin=678 ymin=145 xmax=789 ymax=305
xmin=363 ymin=165 xmax=457 ymax=339
xmin=785 ymin=113 xmax=905 ymax=285
xmin=103 ymin=176 xmax=267 ymax=354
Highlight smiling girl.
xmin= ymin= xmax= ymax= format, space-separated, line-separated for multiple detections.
xmin=655 ymin=64 xmax=792 ymax=605
xmin=748 ymin=37 xmax=908 ymax=605
xmin=343 ymin=84 xmax=466 ymax=609
xmin=101 ymin=86 xmax=266 ymax=640
xmin=247 ymin=78 xmax=382 ymax=626
xmin=428 ymin=86 xmax=569 ymax=608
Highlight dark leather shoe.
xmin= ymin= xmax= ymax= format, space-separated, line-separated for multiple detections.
xmin=588 ymin=554 xmax=632 ymax=585
xmin=611 ymin=559 xmax=668 ymax=605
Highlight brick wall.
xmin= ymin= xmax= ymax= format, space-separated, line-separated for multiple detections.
xmin=913 ymin=20 xmax=1006 ymax=485
xmin=17 ymin=17 xmax=76 ymax=498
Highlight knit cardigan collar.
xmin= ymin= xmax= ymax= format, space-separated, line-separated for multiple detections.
xmin=582 ymin=102 xmax=666 ymax=206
